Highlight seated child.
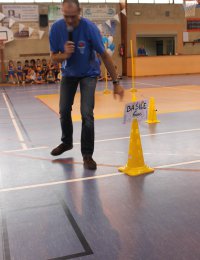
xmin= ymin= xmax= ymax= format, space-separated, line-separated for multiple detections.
xmin=35 ymin=72 xmax=45 ymax=84
xmin=23 ymin=60 xmax=30 ymax=81
xmin=8 ymin=60 xmax=17 ymax=84
xmin=52 ymin=62 xmax=60 ymax=82
xmin=41 ymin=58 xmax=48 ymax=80
xmin=16 ymin=61 xmax=24 ymax=85
xmin=30 ymin=59 xmax=36 ymax=71
xmin=46 ymin=70 xmax=55 ymax=84
xmin=25 ymin=68 xmax=36 ymax=84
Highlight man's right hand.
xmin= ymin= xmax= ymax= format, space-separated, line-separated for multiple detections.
xmin=64 ymin=41 xmax=75 ymax=58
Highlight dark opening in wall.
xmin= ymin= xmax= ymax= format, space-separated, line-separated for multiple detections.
xmin=39 ymin=14 xmax=48 ymax=27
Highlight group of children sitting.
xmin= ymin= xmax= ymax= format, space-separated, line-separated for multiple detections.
xmin=7 ymin=58 xmax=61 ymax=85
xmin=7 ymin=58 xmax=122 ymax=86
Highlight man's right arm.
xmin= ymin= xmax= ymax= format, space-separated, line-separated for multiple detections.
xmin=50 ymin=41 xmax=75 ymax=63
xmin=50 ymin=52 xmax=68 ymax=63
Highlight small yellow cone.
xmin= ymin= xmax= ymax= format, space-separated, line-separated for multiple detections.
xmin=118 ymin=119 xmax=154 ymax=176
xmin=130 ymin=88 xmax=137 ymax=93
xmin=103 ymin=89 xmax=111 ymax=95
xmin=146 ymin=97 xmax=160 ymax=124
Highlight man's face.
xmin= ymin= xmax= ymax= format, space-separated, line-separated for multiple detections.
xmin=62 ymin=3 xmax=80 ymax=28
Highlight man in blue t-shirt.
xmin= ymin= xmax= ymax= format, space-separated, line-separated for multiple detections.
xmin=49 ymin=0 xmax=124 ymax=170
xmin=137 ymin=45 xmax=147 ymax=56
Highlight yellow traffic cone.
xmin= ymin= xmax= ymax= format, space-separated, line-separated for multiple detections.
xmin=118 ymin=119 xmax=154 ymax=176
xmin=132 ymin=92 xmax=137 ymax=102
xmin=145 ymin=97 xmax=160 ymax=124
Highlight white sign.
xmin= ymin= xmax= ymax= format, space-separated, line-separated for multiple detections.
xmin=123 ymin=100 xmax=148 ymax=124
xmin=48 ymin=5 xmax=62 ymax=21
xmin=183 ymin=31 xmax=189 ymax=42
xmin=82 ymin=7 xmax=116 ymax=20
xmin=2 ymin=5 xmax=38 ymax=22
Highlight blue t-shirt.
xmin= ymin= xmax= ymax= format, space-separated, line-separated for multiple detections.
xmin=49 ymin=17 xmax=105 ymax=77
xmin=137 ymin=48 xmax=146 ymax=56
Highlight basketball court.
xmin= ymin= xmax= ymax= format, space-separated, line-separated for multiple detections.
xmin=0 ymin=75 xmax=200 ymax=259
xmin=0 ymin=1 xmax=200 ymax=260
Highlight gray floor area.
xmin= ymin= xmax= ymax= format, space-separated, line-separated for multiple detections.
xmin=0 ymin=75 xmax=200 ymax=260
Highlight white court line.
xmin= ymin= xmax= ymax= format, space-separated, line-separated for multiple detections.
xmin=134 ymin=81 xmax=162 ymax=87
xmin=1 ymin=127 xmax=200 ymax=154
xmin=142 ymin=128 xmax=200 ymax=137
xmin=0 ymin=159 xmax=200 ymax=193
xmin=82 ymin=127 xmax=200 ymax=144
xmin=0 ymin=172 xmax=123 ymax=193
xmin=113 ymin=80 xmax=163 ymax=87
xmin=10 ymin=88 xmax=58 ymax=95
xmin=156 ymin=159 xmax=200 ymax=168
xmin=2 ymin=93 xmax=27 ymax=150
xmin=3 ymin=146 xmax=48 ymax=153
xmin=145 ymin=152 xmax=200 ymax=157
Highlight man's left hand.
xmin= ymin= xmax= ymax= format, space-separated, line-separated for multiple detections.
xmin=113 ymin=84 xmax=124 ymax=101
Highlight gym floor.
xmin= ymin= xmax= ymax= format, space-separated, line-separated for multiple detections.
xmin=0 ymin=75 xmax=200 ymax=260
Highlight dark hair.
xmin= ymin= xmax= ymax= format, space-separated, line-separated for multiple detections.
xmin=62 ymin=0 xmax=80 ymax=9
xmin=30 ymin=59 xmax=36 ymax=64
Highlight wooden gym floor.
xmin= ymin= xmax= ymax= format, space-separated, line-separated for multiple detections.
xmin=0 ymin=74 xmax=200 ymax=260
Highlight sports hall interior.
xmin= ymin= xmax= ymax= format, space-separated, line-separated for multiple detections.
xmin=0 ymin=1 xmax=200 ymax=259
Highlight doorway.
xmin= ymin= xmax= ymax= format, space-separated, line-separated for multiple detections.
xmin=156 ymin=40 xmax=163 ymax=55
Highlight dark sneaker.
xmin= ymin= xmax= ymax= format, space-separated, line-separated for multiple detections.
xmin=51 ymin=143 xmax=73 ymax=156
xmin=83 ymin=155 xmax=97 ymax=170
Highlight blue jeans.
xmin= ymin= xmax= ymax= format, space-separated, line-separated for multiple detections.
xmin=59 ymin=76 xmax=97 ymax=156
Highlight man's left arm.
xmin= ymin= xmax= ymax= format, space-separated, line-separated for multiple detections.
xmin=100 ymin=50 xmax=124 ymax=101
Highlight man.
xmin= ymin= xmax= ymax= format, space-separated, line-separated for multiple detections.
xmin=137 ymin=45 xmax=147 ymax=56
xmin=49 ymin=0 xmax=124 ymax=170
